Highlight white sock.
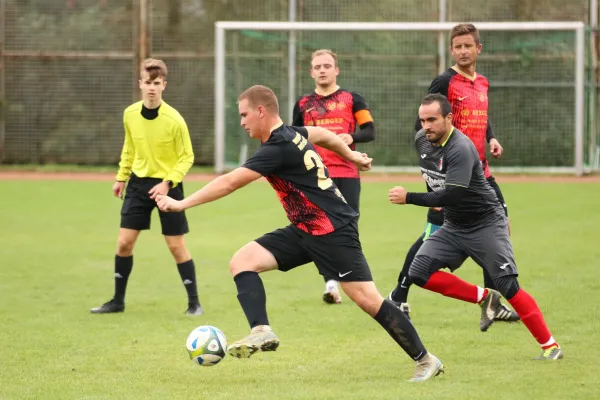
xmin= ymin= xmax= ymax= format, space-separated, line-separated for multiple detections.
xmin=476 ymin=286 xmax=485 ymax=303
xmin=541 ymin=337 xmax=557 ymax=348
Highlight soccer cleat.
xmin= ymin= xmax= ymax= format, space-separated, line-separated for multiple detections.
xmin=386 ymin=292 xmax=411 ymax=320
xmin=479 ymin=289 xmax=501 ymax=332
xmin=494 ymin=303 xmax=520 ymax=322
xmin=408 ymin=353 xmax=444 ymax=382
xmin=227 ymin=326 xmax=280 ymax=358
xmin=533 ymin=346 xmax=563 ymax=360
xmin=90 ymin=299 xmax=124 ymax=314
xmin=322 ymin=280 xmax=342 ymax=304
xmin=185 ymin=302 xmax=204 ymax=316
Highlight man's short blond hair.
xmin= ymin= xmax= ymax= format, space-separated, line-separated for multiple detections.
xmin=141 ymin=58 xmax=168 ymax=80
xmin=237 ymin=85 xmax=279 ymax=113
xmin=311 ymin=49 xmax=338 ymax=67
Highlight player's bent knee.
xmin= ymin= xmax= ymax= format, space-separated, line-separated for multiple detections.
xmin=229 ymin=241 xmax=278 ymax=276
xmin=493 ymin=275 xmax=520 ymax=300
xmin=408 ymin=255 xmax=434 ymax=287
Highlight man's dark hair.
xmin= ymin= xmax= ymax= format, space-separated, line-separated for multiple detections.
xmin=422 ymin=94 xmax=452 ymax=117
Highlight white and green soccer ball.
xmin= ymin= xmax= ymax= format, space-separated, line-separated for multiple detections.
xmin=186 ymin=325 xmax=227 ymax=366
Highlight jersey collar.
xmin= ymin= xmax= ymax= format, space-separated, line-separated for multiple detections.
xmin=314 ymin=85 xmax=340 ymax=97
xmin=441 ymin=127 xmax=455 ymax=147
xmin=451 ymin=65 xmax=477 ymax=81
xmin=269 ymin=120 xmax=284 ymax=133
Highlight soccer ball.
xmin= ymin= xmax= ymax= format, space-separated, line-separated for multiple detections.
xmin=186 ymin=325 xmax=227 ymax=366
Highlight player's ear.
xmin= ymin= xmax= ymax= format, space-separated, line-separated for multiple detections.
xmin=257 ymin=105 xmax=266 ymax=117
xmin=476 ymin=43 xmax=482 ymax=54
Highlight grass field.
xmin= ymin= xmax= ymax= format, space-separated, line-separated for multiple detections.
xmin=1 ymin=178 xmax=599 ymax=400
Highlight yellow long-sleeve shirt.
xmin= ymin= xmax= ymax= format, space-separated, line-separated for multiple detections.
xmin=116 ymin=101 xmax=194 ymax=186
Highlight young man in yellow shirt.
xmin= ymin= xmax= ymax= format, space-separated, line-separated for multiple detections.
xmin=91 ymin=58 xmax=201 ymax=315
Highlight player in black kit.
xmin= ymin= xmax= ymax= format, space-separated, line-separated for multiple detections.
xmin=157 ymin=85 xmax=445 ymax=380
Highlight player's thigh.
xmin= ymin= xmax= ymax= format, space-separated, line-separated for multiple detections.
xmin=464 ymin=219 xmax=519 ymax=281
xmin=254 ymin=225 xmax=312 ymax=272
xmin=120 ymin=175 xmax=154 ymax=231
xmin=158 ymin=183 xmax=189 ymax=236
xmin=230 ymin=241 xmax=279 ymax=275
xmin=413 ymin=226 xmax=467 ymax=273
xmin=487 ymin=176 xmax=508 ymax=216
xmin=304 ymin=220 xmax=373 ymax=282
xmin=332 ymin=177 xmax=361 ymax=213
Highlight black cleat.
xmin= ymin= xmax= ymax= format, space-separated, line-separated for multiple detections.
xmin=494 ymin=303 xmax=520 ymax=322
xmin=185 ymin=302 xmax=204 ymax=316
xmin=91 ymin=299 xmax=124 ymax=314
xmin=479 ymin=289 xmax=501 ymax=332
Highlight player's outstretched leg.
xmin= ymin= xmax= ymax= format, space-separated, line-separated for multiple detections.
xmin=341 ymin=281 xmax=444 ymax=382
xmin=493 ymin=275 xmax=563 ymax=360
xmin=409 ymin=255 xmax=504 ymax=331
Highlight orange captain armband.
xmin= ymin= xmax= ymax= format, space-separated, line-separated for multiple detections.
xmin=354 ymin=110 xmax=373 ymax=126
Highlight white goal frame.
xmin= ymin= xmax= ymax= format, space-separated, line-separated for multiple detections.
xmin=214 ymin=21 xmax=586 ymax=175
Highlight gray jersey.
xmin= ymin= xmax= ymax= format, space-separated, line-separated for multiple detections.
xmin=415 ymin=128 xmax=503 ymax=229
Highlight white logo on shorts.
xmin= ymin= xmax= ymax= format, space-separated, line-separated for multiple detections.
xmin=500 ymin=263 xmax=510 ymax=270
xmin=338 ymin=271 xmax=352 ymax=278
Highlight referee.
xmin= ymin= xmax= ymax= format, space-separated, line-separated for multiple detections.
xmin=91 ymin=58 xmax=202 ymax=315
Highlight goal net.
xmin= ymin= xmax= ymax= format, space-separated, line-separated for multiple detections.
xmin=214 ymin=22 xmax=587 ymax=175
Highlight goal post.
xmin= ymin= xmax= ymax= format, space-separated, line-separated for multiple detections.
xmin=214 ymin=21 xmax=586 ymax=175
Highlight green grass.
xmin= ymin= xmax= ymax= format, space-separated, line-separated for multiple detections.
xmin=1 ymin=180 xmax=598 ymax=400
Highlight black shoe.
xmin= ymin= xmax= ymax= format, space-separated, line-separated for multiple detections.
xmin=494 ymin=303 xmax=520 ymax=322
xmin=91 ymin=299 xmax=124 ymax=314
xmin=185 ymin=302 xmax=204 ymax=315
xmin=386 ymin=292 xmax=411 ymax=320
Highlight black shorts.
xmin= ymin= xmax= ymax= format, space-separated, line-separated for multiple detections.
xmin=255 ymin=220 xmax=373 ymax=282
xmin=486 ymin=176 xmax=508 ymax=217
xmin=332 ymin=177 xmax=361 ymax=214
xmin=120 ymin=173 xmax=189 ymax=236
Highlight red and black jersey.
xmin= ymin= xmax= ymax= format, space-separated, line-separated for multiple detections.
xmin=242 ymin=123 xmax=357 ymax=236
xmin=419 ymin=67 xmax=495 ymax=178
xmin=292 ymin=88 xmax=373 ymax=179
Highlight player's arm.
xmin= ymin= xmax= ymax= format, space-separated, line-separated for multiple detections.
xmin=390 ymin=142 xmax=474 ymax=207
xmin=173 ymin=167 xmax=262 ymax=211
xmin=116 ymin=120 xmax=134 ymax=182
xmin=156 ymin=144 xmax=281 ymax=212
xmin=302 ymin=126 xmax=372 ymax=169
xmin=164 ymin=119 xmax=195 ymax=187
xmin=415 ymin=74 xmax=451 ymax=131
xmin=349 ymin=92 xmax=375 ymax=144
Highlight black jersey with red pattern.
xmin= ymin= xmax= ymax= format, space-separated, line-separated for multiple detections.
xmin=422 ymin=67 xmax=493 ymax=178
xmin=292 ymin=89 xmax=372 ymax=179
xmin=242 ymin=123 xmax=357 ymax=235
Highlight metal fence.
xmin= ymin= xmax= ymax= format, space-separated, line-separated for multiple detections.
xmin=0 ymin=0 xmax=597 ymax=168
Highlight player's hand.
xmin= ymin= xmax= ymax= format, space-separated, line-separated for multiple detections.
xmin=156 ymin=195 xmax=184 ymax=212
xmin=338 ymin=133 xmax=354 ymax=146
xmin=350 ymin=151 xmax=372 ymax=171
xmin=430 ymin=207 xmax=442 ymax=212
xmin=148 ymin=181 xmax=170 ymax=199
xmin=489 ymin=138 xmax=503 ymax=158
xmin=113 ymin=181 xmax=126 ymax=199
xmin=389 ymin=186 xmax=408 ymax=205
